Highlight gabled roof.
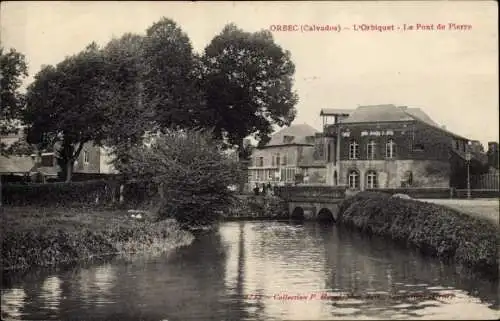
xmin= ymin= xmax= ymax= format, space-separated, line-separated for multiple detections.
xmin=264 ymin=124 xmax=320 ymax=147
xmin=0 ymin=155 xmax=35 ymax=174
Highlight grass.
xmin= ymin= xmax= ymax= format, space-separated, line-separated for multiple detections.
xmin=0 ymin=206 xmax=194 ymax=271
xmin=338 ymin=192 xmax=499 ymax=279
xmin=420 ymin=199 xmax=499 ymax=225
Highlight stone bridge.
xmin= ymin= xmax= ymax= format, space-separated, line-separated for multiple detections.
xmin=274 ymin=185 xmax=347 ymax=222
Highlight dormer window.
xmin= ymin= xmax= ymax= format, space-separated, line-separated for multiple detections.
xmin=283 ymin=135 xmax=295 ymax=144
xmin=305 ymin=136 xmax=315 ymax=144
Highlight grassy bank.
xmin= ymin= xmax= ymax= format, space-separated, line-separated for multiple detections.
xmin=337 ymin=192 xmax=499 ymax=278
xmin=0 ymin=206 xmax=194 ymax=271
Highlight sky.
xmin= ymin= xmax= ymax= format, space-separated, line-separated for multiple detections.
xmin=1 ymin=1 xmax=498 ymax=147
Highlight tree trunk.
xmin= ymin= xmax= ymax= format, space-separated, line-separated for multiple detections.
xmin=65 ymin=160 xmax=73 ymax=183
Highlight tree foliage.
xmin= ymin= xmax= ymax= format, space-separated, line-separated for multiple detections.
xmin=142 ymin=18 xmax=207 ymax=131
xmin=24 ymin=43 xmax=113 ymax=181
xmin=0 ymin=47 xmax=28 ymax=154
xmin=202 ymin=24 xmax=298 ymax=153
xmin=115 ymin=129 xmax=245 ymax=227
xmin=101 ymin=33 xmax=154 ymax=151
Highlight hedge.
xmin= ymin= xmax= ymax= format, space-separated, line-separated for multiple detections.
xmin=1 ymin=180 xmax=157 ymax=207
xmin=338 ymin=191 xmax=499 ymax=277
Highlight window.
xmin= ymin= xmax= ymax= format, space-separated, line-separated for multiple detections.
xmin=84 ymin=151 xmax=89 ymax=164
xmin=271 ymin=155 xmax=275 ymax=166
xmin=413 ymin=144 xmax=424 ymax=152
xmin=349 ymin=140 xmax=359 ymax=160
xmin=367 ymin=140 xmax=376 ymax=160
xmin=386 ymin=139 xmax=396 ymax=158
xmin=268 ymin=170 xmax=273 ymax=180
xmin=366 ymin=171 xmax=378 ymax=189
xmin=327 ymin=142 xmax=331 ymax=162
xmin=276 ymin=154 xmax=281 ymax=167
xmin=282 ymin=155 xmax=287 ymax=165
xmin=348 ymin=170 xmax=360 ymax=189
xmin=258 ymin=157 xmax=264 ymax=167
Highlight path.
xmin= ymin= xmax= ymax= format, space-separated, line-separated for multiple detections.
xmin=419 ymin=198 xmax=499 ymax=225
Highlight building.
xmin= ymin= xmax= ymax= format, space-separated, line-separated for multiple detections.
xmin=0 ymin=127 xmax=118 ymax=181
xmin=320 ymin=104 xmax=488 ymax=190
xmin=247 ymin=124 xmax=327 ymax=188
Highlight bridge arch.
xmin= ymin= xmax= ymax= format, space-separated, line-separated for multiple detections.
xmin=317 ymin=208 xmax=335 ymax=223
xmin=291 ymin=207 xmax=305 ymax=220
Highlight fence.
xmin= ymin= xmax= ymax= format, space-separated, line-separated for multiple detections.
xmin=471 ymin=172 xmax=499 ymax=190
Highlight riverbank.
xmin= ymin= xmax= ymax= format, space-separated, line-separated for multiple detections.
xmin=337 ymin=192 xmax=499 ymax=278
xmin=0 ymin=206 xmax=195 ymax=271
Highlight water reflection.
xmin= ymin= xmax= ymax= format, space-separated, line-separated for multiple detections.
xmin=1 ymin=221 xmax=499 ymax=320
xmin=1 ymin=288 xmax=26 ymax=320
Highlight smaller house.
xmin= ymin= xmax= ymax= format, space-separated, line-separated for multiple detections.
xmin=247 ymin=124 xmax=327 ymax=190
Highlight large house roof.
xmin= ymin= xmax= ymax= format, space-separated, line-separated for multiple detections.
xmin=332 ymin=104 xmax=468 ymax=140
xmin=0 ymin=155 xmax=35 ymax=174
xmin=264 ymin=124 xmax=320 ymax=147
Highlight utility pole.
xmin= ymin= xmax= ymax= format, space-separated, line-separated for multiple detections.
xmin=466 ymin=141 xmax=472 ymax=199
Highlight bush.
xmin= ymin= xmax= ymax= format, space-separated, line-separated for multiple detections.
xmin=337 ymin=192 xmax=499 ymax=276
xmin=114 ymin=129 xmax=245 ymax=227
xmin=2 ymin=180 xmax=119 ymax=207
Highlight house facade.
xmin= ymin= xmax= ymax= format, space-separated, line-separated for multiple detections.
xmin=321 ymin=104 xmax=488 ymax=190
xmin=1 ymin=127 xmax=118 ymax=180
xmin=247 ymin=124 xmax=327 ymax=188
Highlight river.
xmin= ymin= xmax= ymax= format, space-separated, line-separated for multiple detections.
xmin=2 ymin=221 xmax=499 ymax=320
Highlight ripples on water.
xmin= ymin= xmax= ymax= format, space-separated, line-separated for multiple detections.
xmin=2 ymin=221 xmax=499 ymax=320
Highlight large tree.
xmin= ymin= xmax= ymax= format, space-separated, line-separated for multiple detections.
xmin=101 ymin=33 xmax=154 ymax=152
xmin=141 ymin=18 xmax=207 ymax=131
xmin=202 ymin=24 xmax=298 ymax=155
xmin=0 ymin=47 xmax=28 ymax=154
xmin=24 ymin=43 xmax=114 ymax=182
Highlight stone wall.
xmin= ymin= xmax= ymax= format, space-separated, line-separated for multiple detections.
xmin=305 ymin=167 xmax=327 ymax=184
xmin=338 ymin=159 xmax=450 ymax=190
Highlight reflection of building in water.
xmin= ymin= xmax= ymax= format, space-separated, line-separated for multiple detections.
xmin=1 ymin=288 xmax=27 ymax=319
xmin=221 ymin=223 xmax=333 ymax=320
xmin=41 ymin=276 xmax=62 ymax=311
xmin=78 ymin=264 xmax=117 ymax=305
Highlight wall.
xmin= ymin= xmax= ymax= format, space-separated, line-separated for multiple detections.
xmin=74 ymin=142 xmax=100 ymax=173
xmin=336 ymin=121 xmax=454 ymax=161
xmin=99 ymin=146 xmax=118 ymax=174
xmin=338 ymin=159 xmax=450 ymax=190
xmin=304 ymin=167 xmax=327 ymax=184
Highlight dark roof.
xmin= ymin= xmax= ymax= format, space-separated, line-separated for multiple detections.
xmin=264 ymin=124 xmax=320 ymax=147
xmin=320 ymin=108 xmax=354 ymax=116
xmin=0 ymin=155 xmax=35 ymax=174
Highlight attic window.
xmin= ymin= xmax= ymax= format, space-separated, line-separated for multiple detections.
xmin=283 ymin=135 xmax=295 ymax=144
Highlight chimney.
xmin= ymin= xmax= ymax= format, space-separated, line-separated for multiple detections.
xmin=399 ymin=106 xmax=408 ymax=110
xmin=441 ymin=125 xmax=446 ymax=130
